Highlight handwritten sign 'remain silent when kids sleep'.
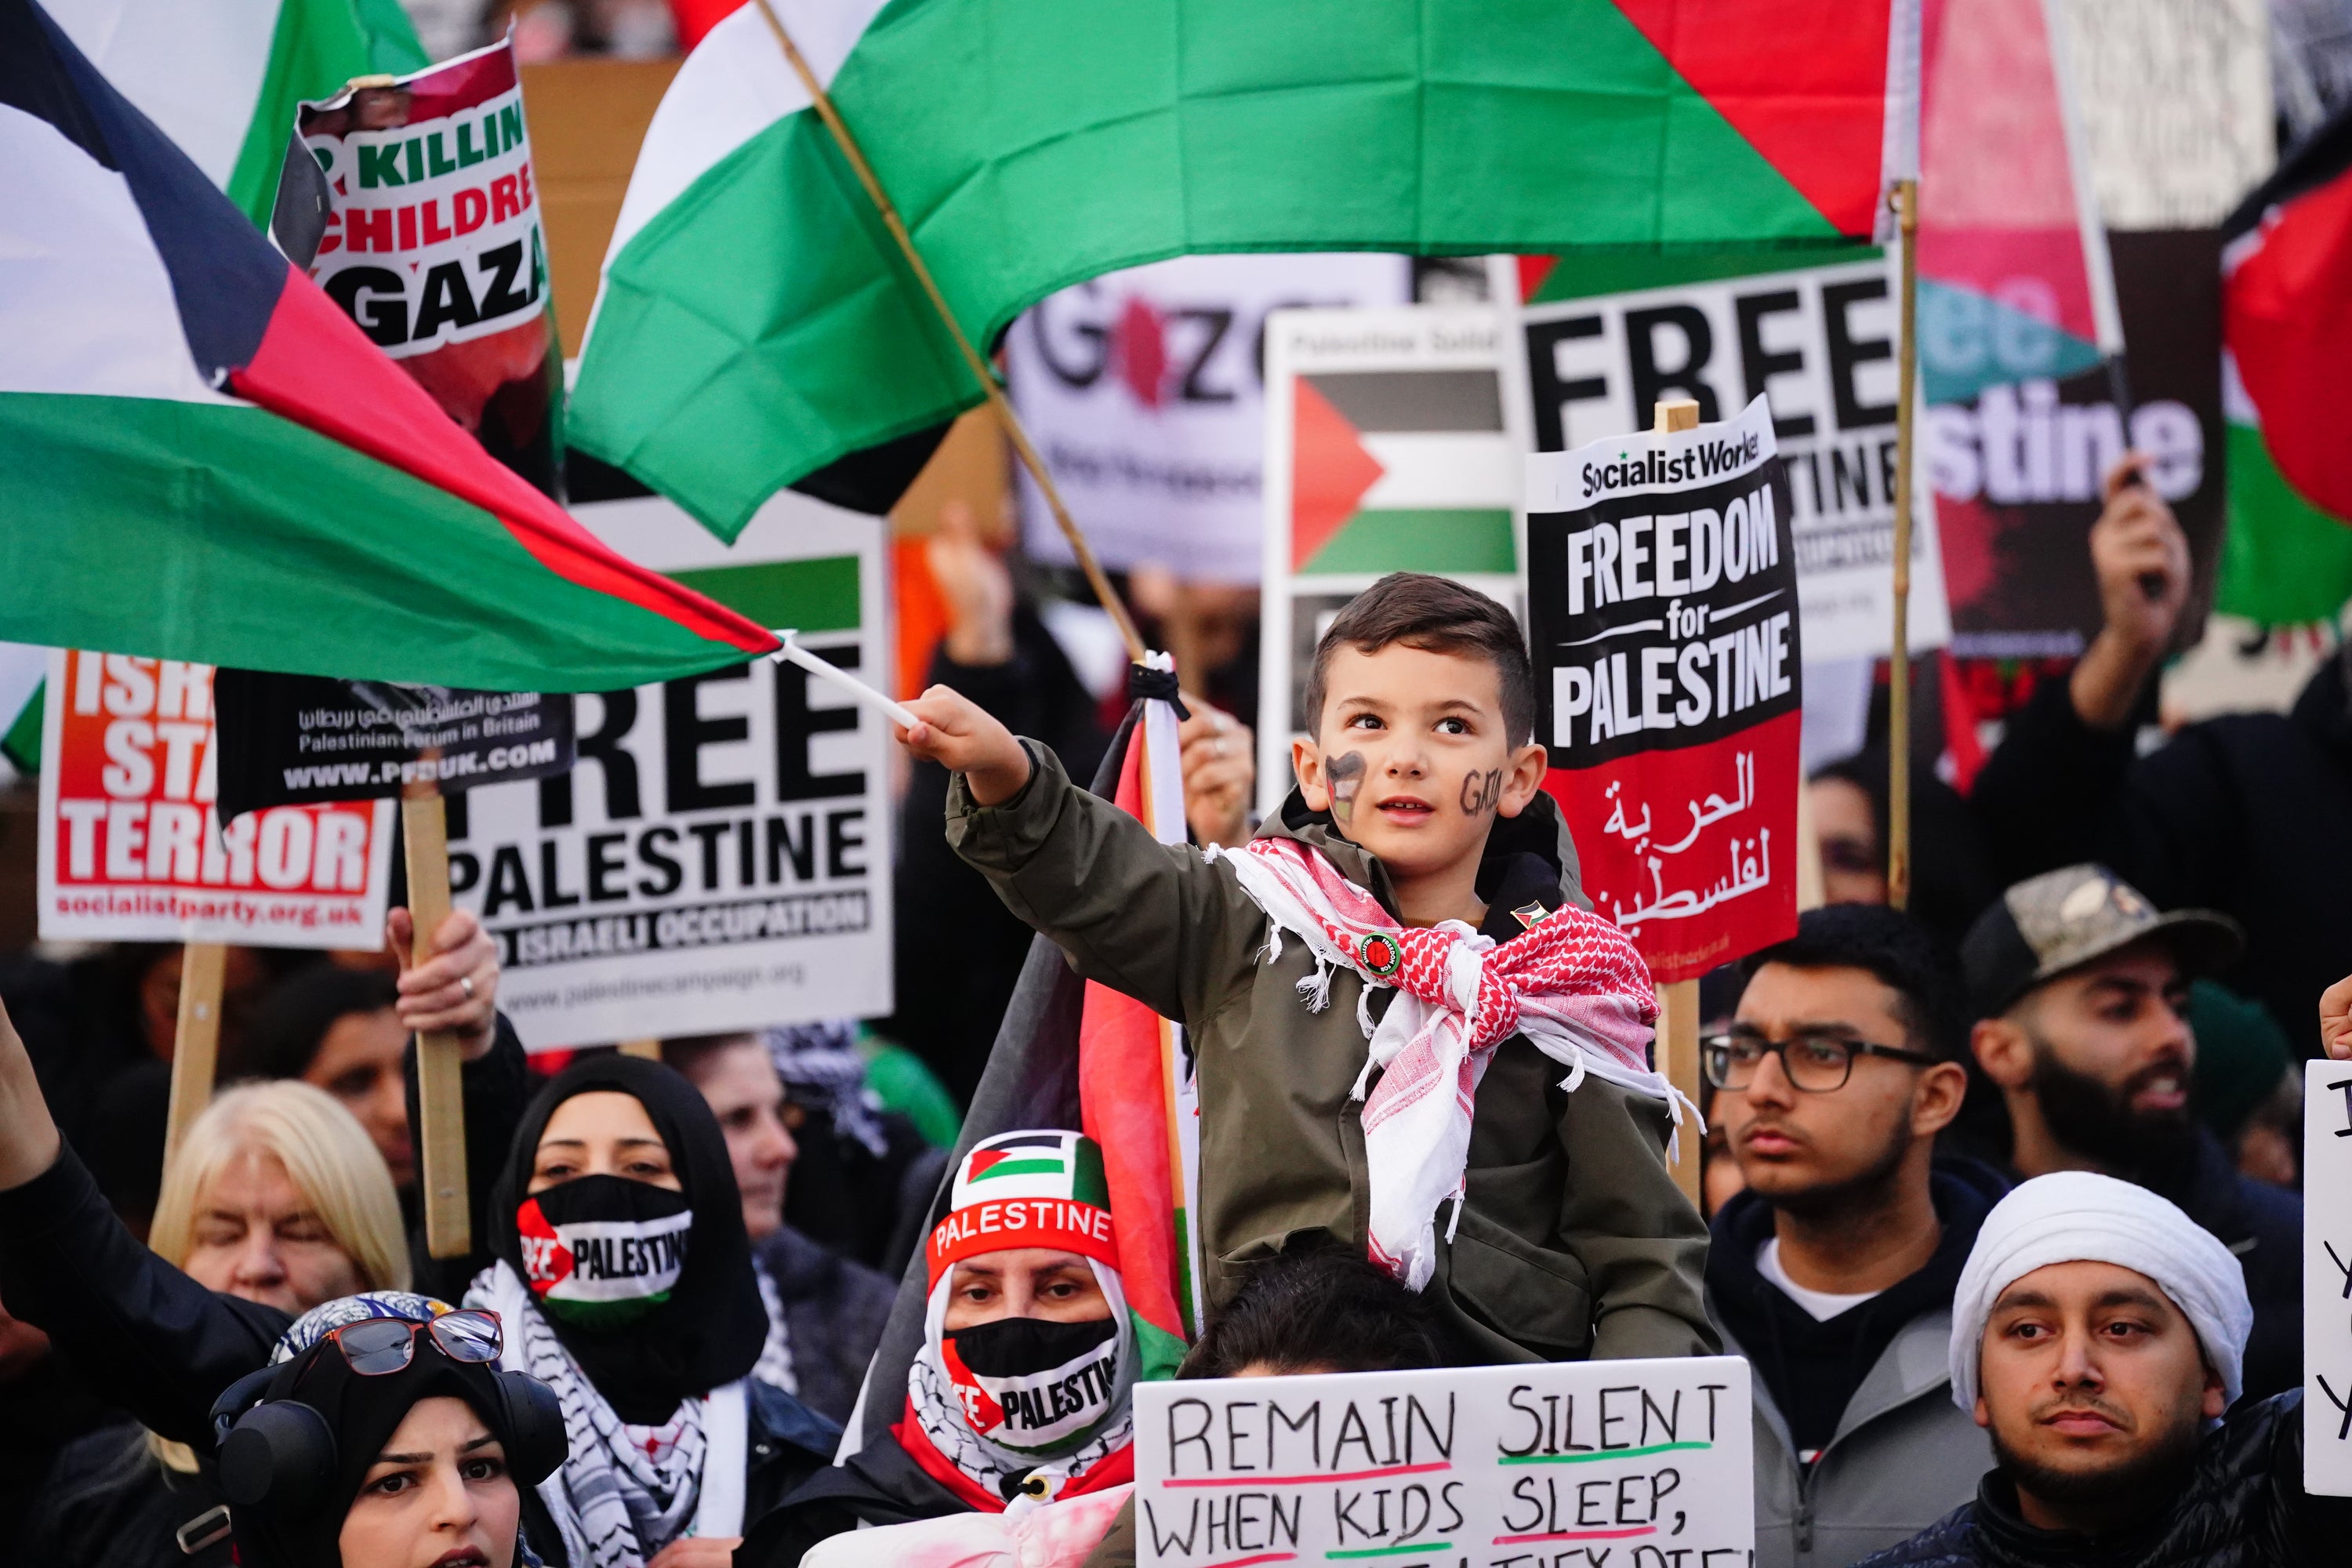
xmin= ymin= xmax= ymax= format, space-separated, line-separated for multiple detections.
xmin=1131 ymin=1358 xmax=1755 ymax=1568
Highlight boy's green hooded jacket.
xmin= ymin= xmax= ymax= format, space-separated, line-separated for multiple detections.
xmin=947 ymin=742 xmax=1715 ymax=1365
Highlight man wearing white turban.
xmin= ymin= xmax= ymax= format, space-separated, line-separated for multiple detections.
xmin=1857 ymin=1172 xmax=2350 ymax=1566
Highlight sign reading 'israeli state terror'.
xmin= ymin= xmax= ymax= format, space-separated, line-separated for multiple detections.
xmin=37 ymin=652 xmax=394 ymax=946
xmin=1525 ymin=394 xmax=1802 ymax=982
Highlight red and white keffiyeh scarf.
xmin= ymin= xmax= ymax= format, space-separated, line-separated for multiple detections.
xmin=1214 ymin=836 xmax=1686 ymax=1290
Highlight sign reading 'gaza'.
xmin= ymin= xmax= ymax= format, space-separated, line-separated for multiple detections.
xmin=1528 ymin=395 xmax=1799 ymax=768
xmin=299 ymin=47 xmax=546 ymax=358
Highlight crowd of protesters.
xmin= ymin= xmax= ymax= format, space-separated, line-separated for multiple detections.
xmin=0 ymin=452 xmax=2347 ymax=1568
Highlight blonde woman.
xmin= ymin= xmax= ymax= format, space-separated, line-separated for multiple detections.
xmin=5 ymin=1073 xmax=406 ymax=1568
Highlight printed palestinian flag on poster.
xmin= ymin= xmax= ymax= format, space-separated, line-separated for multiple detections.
xmin=2216 ymin=106 xmax=2352 ymax=627
xmin=45 ymin=0 xmax=426 ymax=226
xmin=1 ymin=0 xmax=777 ymax=692
xmin=1258 ymin=304 xmax=1523 ymax=816
xmin=571 ymin=0 xmax=1923 ymax=539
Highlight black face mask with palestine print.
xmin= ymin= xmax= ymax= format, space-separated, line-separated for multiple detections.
xmin=487 ymin=1054 xmax=767 ymax=1425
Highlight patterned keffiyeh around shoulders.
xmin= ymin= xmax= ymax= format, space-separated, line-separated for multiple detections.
xmin=1211 ymin=835 xmax=1685 ymax=1290
xmin=469 ymin=1261 xmax=711 ymax=1568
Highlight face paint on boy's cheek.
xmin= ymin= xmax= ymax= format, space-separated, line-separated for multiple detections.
xmin=1458 ymin=768 xmax=1504 ymax=815
xmin=1326 ymin=751 xmax=1367 ymax=822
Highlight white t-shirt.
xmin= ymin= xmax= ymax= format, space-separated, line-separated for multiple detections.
xmin=1757 ymin=1238 xmax=1884 ymax=1322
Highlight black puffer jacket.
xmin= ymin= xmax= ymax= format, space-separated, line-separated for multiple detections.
xmin=1853 ymin=1393 xmax=2352 ymax=1568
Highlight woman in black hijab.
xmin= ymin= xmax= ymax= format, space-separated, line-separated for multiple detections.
xmin=212 ymin=1293 xmax=563 ymax=1568
xmin=460 ymin=1055 xmax=837 ymax=1568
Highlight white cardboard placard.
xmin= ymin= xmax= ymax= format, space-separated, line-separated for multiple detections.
xmin=2306 ymin=1061 xmax=2352 ymax=1495
xmin=447 ymin=492 xmax=893 ymax=1046
xmin=1133 ymin=1357 xmax=1754 ymax=1567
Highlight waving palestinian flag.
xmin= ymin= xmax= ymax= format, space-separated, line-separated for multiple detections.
xmin=2215 ymin=103 xmax=2352 ymax=627
xmin=572 ymin=0 xmax=1923 ymax=538
xmin=2 ymin=0 xmax=777 ymax=691
xmin=45 ymin=0 xmax=426 ymax=225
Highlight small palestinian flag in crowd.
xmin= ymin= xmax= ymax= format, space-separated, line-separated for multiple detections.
xmin=2216 ymin=103 xmax=2352 ymax=626
xmin=0 ymin=0 xmax=775 ymax=691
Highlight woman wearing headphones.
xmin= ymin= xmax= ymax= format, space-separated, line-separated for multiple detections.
xmin=209 ymin=1293 xmax=565 ymax=1568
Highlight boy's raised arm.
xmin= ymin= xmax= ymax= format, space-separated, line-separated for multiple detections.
xmin=902 ymin=688 xmax=1261 ymax=1028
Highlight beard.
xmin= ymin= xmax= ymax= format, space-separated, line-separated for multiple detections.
xmin=2026 ymin=1037 xmax=2201 ymax=1192
xmin=1989 ymin=1405 xmax=2202 ymax=1530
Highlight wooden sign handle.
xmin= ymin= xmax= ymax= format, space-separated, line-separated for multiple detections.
xmin=403 ymin=784 xmax=472 ymax=1259
xmin=1649 ymin=399 xmax=1707 ymax=1209
xmin=163 ymin=942 xmax=227 ymax=1170
xmin=616 ymin=1038 xmax=662 ymax=1060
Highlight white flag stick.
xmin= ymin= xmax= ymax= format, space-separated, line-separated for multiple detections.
xmin=771 ymin=630 xmax=922 ymax=730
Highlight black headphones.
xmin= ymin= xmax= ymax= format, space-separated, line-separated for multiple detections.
xmin=209 ymin=1359 xmax=566 ymax=1518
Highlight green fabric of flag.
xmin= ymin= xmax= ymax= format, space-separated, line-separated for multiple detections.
xmin=573 ymin=0 xmax=1911 ymax=538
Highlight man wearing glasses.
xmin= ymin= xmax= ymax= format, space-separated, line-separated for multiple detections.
xmin=1703 ymin=905 xmax=2006 ymax=1568
xmin=1961 ymin=862 xmax=2300 ymax=1404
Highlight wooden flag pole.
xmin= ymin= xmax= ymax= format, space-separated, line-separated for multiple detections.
xmin=1650 ymin=397 xmax=1705 ymax=1210
xmin=750 ymin=0 xmax=1147 ymax=665
xmin=162 ymin=942 xmax=227 ymax=1170
xmin=403 ymin=776 xmax=473 ymax=1258
xmin=1886 ymin=178 xmax=1920 ymax=911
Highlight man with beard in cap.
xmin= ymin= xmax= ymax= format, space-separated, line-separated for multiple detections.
xmin=1962 ymin=863 xmax=2301 ymax=1403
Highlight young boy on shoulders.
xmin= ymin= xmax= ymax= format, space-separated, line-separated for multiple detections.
xmin=898 ymin=573 xmax=1712 ymax=1365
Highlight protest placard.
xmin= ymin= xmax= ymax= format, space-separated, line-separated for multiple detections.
xmin=1011 ymin=254 xmax=1412 ymax=585
xmin=1926 ymin=230 xmax=2223 ymax=659
xmin=1255 ymin=304 xmax=1521 ymax=813
xmin=1131 ymin=1357 xmax=1755 ymax=1568
xmin=2304 ymin=1060 xmax=2352 ymax=1495
xmin=290 ymin=38 xmax=563 ymax=492
xmin=213 ymin=673 xmax=575 ymax=822
xmin=1525 ymin=395 xmax=1801 ymax=982
xmin=35 ymin=651 xmax=394 ymax=946
xmin=1499 ymin=252 xmax=1948 ymax=666
xmin=445 ymin=492 xmax=891 ymax=1046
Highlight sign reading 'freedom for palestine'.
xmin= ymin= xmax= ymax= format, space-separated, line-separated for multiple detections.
xmin=1526 ymin=395 xmax=1801 ymax=982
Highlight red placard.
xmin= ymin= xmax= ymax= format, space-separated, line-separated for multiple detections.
xmin=1525 ymin=397 xmax=1802 ymax=982
xmin=37 ymin=651 xmax=393 ymax=946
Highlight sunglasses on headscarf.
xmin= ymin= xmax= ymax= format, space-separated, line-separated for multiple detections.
xmin=316 ymin=1310 xmax=504 ymax=1376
